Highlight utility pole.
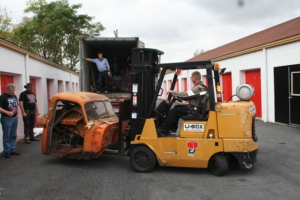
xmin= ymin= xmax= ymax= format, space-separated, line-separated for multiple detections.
xmin=114 ymin=29 xmax=118 ymax=38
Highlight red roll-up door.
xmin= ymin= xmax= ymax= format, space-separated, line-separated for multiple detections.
xmin=246 ymin=70 xmax=261 ymax=117
xmin=30 ymin=78 xmax=36 ymax=94
xmin=168 ymin=80 xmax=172 ymax=90
xmin=175 ymin=82 xmax=179 ymax=91
xmin=30 ymin=78 xmax=38 ymax=127
xmin=203 ymin=75 xmax=208 ymax=88
xmin=183 ymin=78 xmax=187 ymax=91
xmin=58 ymin=81 xmax=62 ymax=93
xmin=222 ymin=73 xmax=232 ymax=101
xmin=1 ymin=75 xmax=14 ymax=94
xmin=47 ymin=80 xmax=51 ymax=102
xmin=182 ymin=78 xmax=188 ymax=103
xmin=162 ymin=81 xmax=166 ymax=99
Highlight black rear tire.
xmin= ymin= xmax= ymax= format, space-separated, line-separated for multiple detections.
xmin=130 ymin=146 xmax=157 ymax=172
xmin=227 ymin=155 xmax=237 ymax=168
xmin=208 ymin=154 xmax=229 ymax=176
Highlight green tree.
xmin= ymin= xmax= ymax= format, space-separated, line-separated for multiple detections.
xmin=0 ymin=6 xmax=15 ymax=40
xmin=14 ymin=0 xmax=105 ymax=71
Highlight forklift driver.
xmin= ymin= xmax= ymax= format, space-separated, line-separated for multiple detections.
xmin=157 ymin=71 xmax=207 ymax=136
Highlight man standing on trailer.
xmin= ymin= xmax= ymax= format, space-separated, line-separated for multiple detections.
xmin=85 ymin=52 xmax=111 ymax=94
xmin=158 ymin=71 xmax=207 ymax=136
xmin=19 ymin=83 xmax=40 ymax=144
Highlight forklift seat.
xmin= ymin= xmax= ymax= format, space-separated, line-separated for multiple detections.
xmin=182 ymin=93 xmax=209 ymax=121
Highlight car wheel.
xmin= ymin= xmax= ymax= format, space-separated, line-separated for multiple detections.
xmin=208 ymin=154 xmax=229 ymax=176
xmin=130 ymin=146 xmax=156 ymax=172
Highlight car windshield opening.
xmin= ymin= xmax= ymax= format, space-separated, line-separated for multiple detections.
xmin=104 ymin=100 xmax=116 ymax=117
xmin=85 ymin=101 xmax=115 ymax=121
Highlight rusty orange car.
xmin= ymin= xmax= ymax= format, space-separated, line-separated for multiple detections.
xmin=39 ymin=92 xmax=123 ymax=160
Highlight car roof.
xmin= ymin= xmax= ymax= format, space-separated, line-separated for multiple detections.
xmin=50 ymin=92 xmax=109 ymax=104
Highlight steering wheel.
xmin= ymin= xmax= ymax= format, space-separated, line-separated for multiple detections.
xmin=63 ymin=126 xmax=80 ymax=146
xmin=170 ymin=94 xmax=183 ymax=103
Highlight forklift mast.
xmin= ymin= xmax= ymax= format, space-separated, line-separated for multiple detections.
xmin=130 ymin=48 xmax=164 ymax=139
xmin=118 ymin=48 xmax=163 ymax=155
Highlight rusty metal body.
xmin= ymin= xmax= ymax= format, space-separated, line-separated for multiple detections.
xmin=39 ymin=92 xmax=124 ymax=160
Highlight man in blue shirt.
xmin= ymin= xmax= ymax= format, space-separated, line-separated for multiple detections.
xmin=85 ymin=52 xmax=110 ymax=94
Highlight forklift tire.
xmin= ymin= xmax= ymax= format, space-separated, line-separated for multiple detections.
xmin=227 ymin=155 xmax=237 ymax=168
xmin=130 ymin=146 xmax=157 ymax=173
xmin=208 ymin=154 xmax=229 ymax=176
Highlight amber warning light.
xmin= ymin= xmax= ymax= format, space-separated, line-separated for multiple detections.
xmin=214 ymin=63 xmax=220 ymax=71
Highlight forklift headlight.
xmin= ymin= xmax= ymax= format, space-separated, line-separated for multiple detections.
xmin=236 ymin=84 xmax=254 ymax=101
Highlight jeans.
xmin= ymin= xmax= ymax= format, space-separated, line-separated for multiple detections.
xmin=1 ymin=116 xmax=18 ymax=153
xmin=23 ymin=110 xmax=35 ymax=140
xmin=97 ymin=71 xmax=108 ymax=92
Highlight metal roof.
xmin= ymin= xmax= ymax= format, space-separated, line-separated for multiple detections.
xmin=187 ymin=17 xmax=300 ymax=62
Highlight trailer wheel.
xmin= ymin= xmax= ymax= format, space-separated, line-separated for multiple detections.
xmin=208 ymin=154 xmax=229 ymax=176
xmin=130 ymin=146 xmax=156 ymax=172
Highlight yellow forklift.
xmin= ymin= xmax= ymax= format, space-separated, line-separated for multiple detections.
xmin=118 ymin=48 xmax=258 ymax=176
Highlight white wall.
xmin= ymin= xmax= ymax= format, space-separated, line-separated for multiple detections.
xmin=26 ymin=58 xmax=78 ymax=113
xmin=264 ymin=41 xmax=300 ymax=122
xmin=161 ymin=41 xmax=300 ymax=124
xmin=0 ymin=45 xmax=79 ymax=152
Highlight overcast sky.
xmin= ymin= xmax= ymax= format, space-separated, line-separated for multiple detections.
xmin=1 ymin=0 xmax=300 ymax=63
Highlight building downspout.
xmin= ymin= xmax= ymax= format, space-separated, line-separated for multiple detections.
xmin=25 ymin=54 xmax=29 ymax=83
xmin=262 ymin=48 xmax=268 ymax=122
xmin=70 ymin=72 xmax=72 ymax=91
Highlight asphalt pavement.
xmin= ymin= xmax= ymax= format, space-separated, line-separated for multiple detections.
xmin=0 ymin=120 xmax=300 ymax=200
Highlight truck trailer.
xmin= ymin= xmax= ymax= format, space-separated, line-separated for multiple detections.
xmin=79 ymin=37 xmax=143 ymax=114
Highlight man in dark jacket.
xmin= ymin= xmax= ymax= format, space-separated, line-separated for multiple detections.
xmin=158 ymin=71 xmax=207 ymax=136
xmin=19 ymin=83 xmax=40 ymax=144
